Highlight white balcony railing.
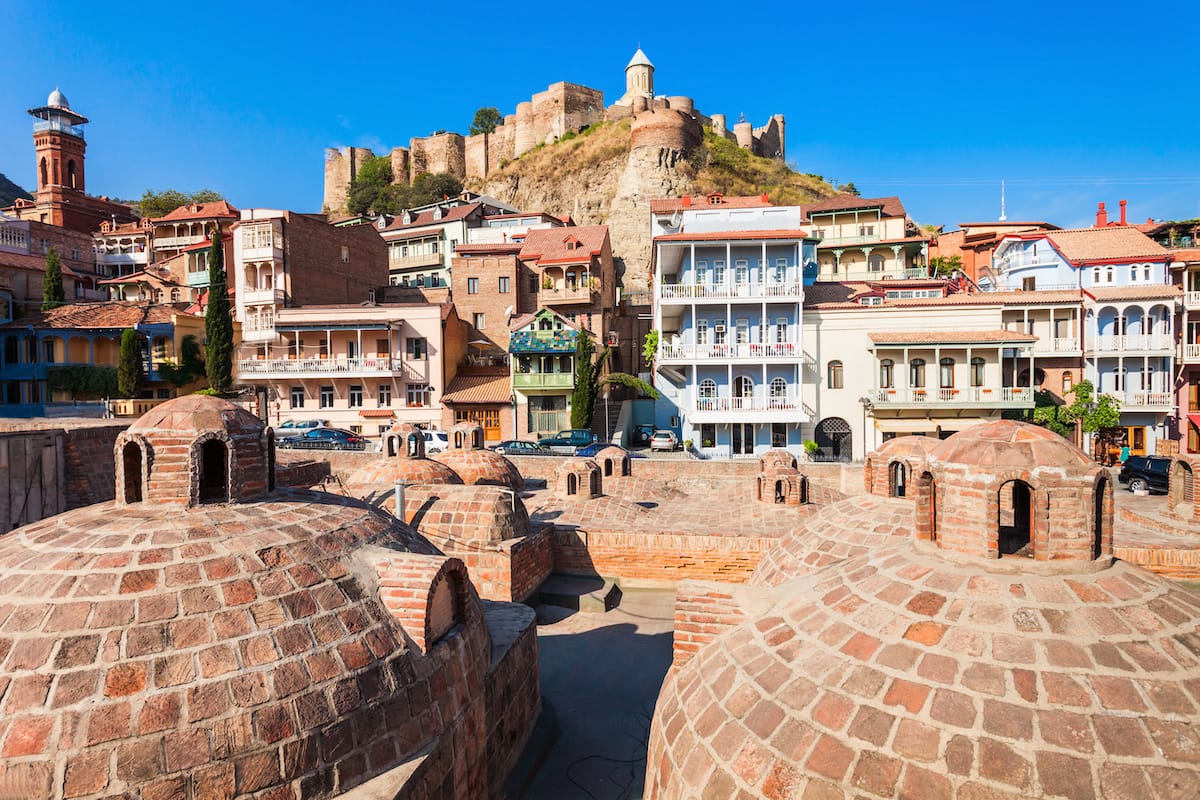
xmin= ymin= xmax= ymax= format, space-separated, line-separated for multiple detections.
xmin=1186 ymin=291 xmax=1200 ymax=309
xmin=237 ymin=356 xmax=413 ymax=377
xmin=95 ymin=252 xmax=148 ymax=266
xmin=870 ymin=387 xmax=1034 ymax=406
xmin=659 ymin=281 xmax=804 ymax=301
xmin=659 ymin=342 xmax=801 ymax=361
xmin=242 ymin=244 xmax=283 ymax=262
xmin=154 ymin=234 xmax=206 ymax=250
xmin=692 ymin=392 xmax=805 ymax=413
xmin=1032 ymin=337 xmax=1081 ymax=353
xmin=1087 ymin=333 xmax=1174 ymax=352
xmin=1103 ymin=391 xmax=1173 ymax=409
xmin=241 ymin=288 xmax=285 ymax=306
xmin=1184 ymin=344 xmax=1200 ymax=363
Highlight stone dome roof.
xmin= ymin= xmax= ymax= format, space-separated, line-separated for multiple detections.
xmin=626 ymin=47 xmax=654 ymax=69
xmin=0 ymin=489 xmax=489 ymax=799
xmin=432 ymin=449 xmax=523 ymax=491
xmin=931 ymin=419 xmax=1092 ymax=468
xmin=749 ymin=496 xmax=914 ymax=587
xmin=648 ymin=539 xmax=1200 ymax=798
xmin=406 ymin=485 xmax=531 ymax=547
xmin=47 ymin=87 xmax=69 ymax=108
xmin=871 ymin=434 xmax=940 ymax=462
xmin=346 ymin=453 xmax=463 ymax=494
xmin=127 ymin=393 xmax=260 ymax=438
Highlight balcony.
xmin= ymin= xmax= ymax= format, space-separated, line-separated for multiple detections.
xmin=1186 ymin=291 xmax=1200 ymax=310
xmin=186 ymin=270 xmax=210 ymax=288
xmin=659 ymin=281 xmax=804 ymax=302
xmin=155 ymin=235 xmax=206 ymax=250
xmin=869 ymin=387 xmax=1033 ymax=408
xmin=1103 ymin=391 xmax=1173 ymax=411
xmin=95 ymin=252 xmax=148 ymax=267
xmin=33 ymin=119 xmax=85 ymax=138
xmin=540 ymin=284 xmax=596 ymax=306
xmin=241 ymin=288 xmax=285 ymax=306
xmin=236 ymin=356 xmax=418 ymax=379
xmin=659 ymin=342 xmax=801 ymax=363
xmin=242 ymin=243 xmax=283 ymax=262
xmin=688 ymin=392 xmax=810 ymax=423
xmin=1031 ymin=337 xmax=1082 ymax=354
xmin=1086 ymin=334 xmax=1174 ymax=353
xmin=389 ymin=251 xmax=442 ymax=270
xmin=1184 ymin=344 xmax=1200 ymax=363
xmin=513 ymin=372 xmax=575 ymax=391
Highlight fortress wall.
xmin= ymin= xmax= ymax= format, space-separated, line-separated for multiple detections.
xmin=323 ymin=146 xmax=377 ymax=214
xmin=630 ymin=108 xmax=704 ymax=153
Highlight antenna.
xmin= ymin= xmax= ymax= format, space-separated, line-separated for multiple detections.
xmin=999 ymin=180 xmax=1007 ymax=222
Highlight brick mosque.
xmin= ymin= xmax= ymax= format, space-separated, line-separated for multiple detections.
xmin=3 ymin=406 xmax=1200 ymax=798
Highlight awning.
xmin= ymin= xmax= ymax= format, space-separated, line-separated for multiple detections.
xmin=359 ymin=409 xmax=395 ymax=419
xmin=442 ymin=374 xmax=512 ymax=405
xmin=1188 ymin=413 xmax=1200 ymax=431
xmin=874 ymin=418 xmax=939 ymax=433
xmin=936 ymin=417 xmax=990 ymax=432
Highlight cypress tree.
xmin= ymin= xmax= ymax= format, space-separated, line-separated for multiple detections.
xmin=117 ymin=328 xmax=143 ymax=398
xmin=42 ymin=247 xmax=65 ymax=311
xmin=203 ymin=230 xmax=233 ymax=394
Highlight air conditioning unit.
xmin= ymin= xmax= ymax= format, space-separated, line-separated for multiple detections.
xmin=714 ymin=323 xmax=727 ymax=333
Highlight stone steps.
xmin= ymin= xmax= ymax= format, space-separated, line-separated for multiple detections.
xmin=534 ymin=572 xmax=621 ymax=613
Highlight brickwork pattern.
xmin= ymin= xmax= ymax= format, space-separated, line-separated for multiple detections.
xmin=671 ymin=582 xmax=750 ymax=670
xmin=864 ymin=436 xmax=939 ymax=498
xmin=554 ymin=459 xmax=603 ymax=499
xmin=403 ymin=485 xmax=531 ymax=548
xmin=61 ymin=425 xmax=125 ymax=509
xmin=482 ymin=601 xmax=541 ymax=796
xmin=432 ymin=449 xmax=523 ymax=491
xmin=647 ymin=543 xmax=1200 ymax=799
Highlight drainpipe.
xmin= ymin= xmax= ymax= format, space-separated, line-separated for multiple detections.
xmin=393 ymin=481 xmax=407 ymax=522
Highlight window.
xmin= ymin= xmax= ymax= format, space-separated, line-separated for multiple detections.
xmin=290 ymin=387 xmax=304 ymax=409
xmin=733 ymin=375 xmax=754 ymax=398
xmin=713 ymin=320 xmax=726 ymax=345
xmin=828 ymin=361 xmax=844 ymax=389
xmin=467 ymin=277 xmax=479 ymax=294
xmin=940 ymin=358 xmax=955 ymax=389
xmin=868 ymin=254 xmax=884 ymax=272
xmin=1022 ymin=277 xmax=1036 ymax=291
xmin=320 ymin=386 xmax=334 ymax=408
xmin=698 ymin=379 xmax=717 ymax=409
xmin=734 ymin=260 xmax=749 ymax=284
xmin=860 ymin=296 xmax=883 ymax=306
xmin=407 ymin=383 xmax=430 ymax=407
xmin=772 ymin=422 xmax=787 ymax=448
xmin=406 ymin=337 xmax=427 ymax=360
xmin=473 ymin=312 xmax=485 ymax=329
xmin=340 ymin=246 xmax=350 ymax=263
xmin=1063 ymin=373 xmax=1074 ymax=394
xmin=880 ymin=359 xmax=894 ymax=389
xmin=696 ymin=319 xmax=708 ymax=344
xmin=970 ymin=357 xmax=985 ymax=387
xmin=349 ymin=385 xmax=363 ymax=408
xmin=529 ymin=277 xmax=538 ymax=295
xmin=910 ymin=359 xmax=926 ymax=389
xmin=42 ymin=340 xmax=55 ymax=364
xmin=700 ymin=423 xmax=717 ymax=449
xmin=713 ymin=260 xmax=726 ymax=285
xmin=775 ymin=318 xmax=787 ymax=343
xmin=859 ymin=225 xmax=875 ymax=237
xmin=770 ymin=377 xmax=787 ymax=403
xmin=498 ymin=276 xmax=510 ymax=293
xmin=735 ymin=319 xmax=749 ymax=344
xmin=378 ymin=384 xmax=392 ymax=407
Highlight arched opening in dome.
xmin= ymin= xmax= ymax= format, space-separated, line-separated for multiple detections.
xmin=471 ymin=428 xmax=483 ymax=449
xmin=386 ymin=434 xmax=398 ymax=457
xmin=122 ymin=441 xmax=143 ymax=503
xmin=889 ymin=461 xmax=907 ymax=497
xmin=1094 ymin=473 xmax=1111 ymax=559
xmin=198 ymin=439 xmax=229 ymax=503
xmin=603 ymin=458 xmax=613 ymax=477
xmin=590 ymin=470 xmax=601 ymax=496
xmin=621 ymin=457 xmax=631 ymax=477
xmin=998 ymin=479 xmax=1034 ymax=556
xmin=773 ymin=479 xmax=785 ymax=504
xmin=798 ymin=476 xmax=809 ymax=504
xmin=567 ymin=473 xmax=578 ymax=495
xmin=266 ymin=430 xmax=276 ymax=492
xmin=454 ymin=431 xmax=464 ymax=449
xmin=407 ymin=431 xmax=424 ymax=459
xmin=914 ymin=471 xmax=936 ymax=542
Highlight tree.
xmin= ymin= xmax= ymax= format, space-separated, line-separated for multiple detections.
xmin=469 ymin=106 xmax=503 ymax=136
xmin=1028 ymin=379 xmax=1121 ymax=443
xmin=42 ymin=247 xmax=64 ymax=311
xmin=599 ymin=372 xmax=660 ymax=399
xmin=117 ymin=328 xmax=143 ymax=398
xmin=157 ymin=334 xmax=206 ymax=388
xmin=569 ymin=330 xmax=611 ymax=429
xmin=346 ymin=156 xmax=395 ymax=216
xmin=204 ymin=232 xmax=234 ymax=394
xmin=138 ymin=188 xmax=224 ymax=218
xmin=642 ymin=330 xmax=659 ymax=370
xmin=930 ymin=255 xmax=963 ymax=277
xmin=838 ymin=182 xmax=861 ymax=196
xmin=407 ymin=172 xmax=462 ymax=205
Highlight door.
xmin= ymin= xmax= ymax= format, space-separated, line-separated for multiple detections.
xmin=731 ymin=423 xmax=755 ymax=456
xmin=1124 ymin=426 xmax=1146 ymax=457
xmin=457 ymin=408 xmax=502 ymax=442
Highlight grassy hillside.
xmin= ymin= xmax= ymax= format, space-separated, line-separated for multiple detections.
xmin=487 ymin=118 xmax=633 ymax=181
xmin=683 ymin=130 xmax=834 ymax=205
xmin=0 ymin=172 xmax=32 ymax=207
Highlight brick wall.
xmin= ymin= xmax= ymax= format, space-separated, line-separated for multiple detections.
xmin=551 ymin=528 xmax=772 ymax=583
xmin=672 ymin=581 xmax=750 ymax=669
xmin=483 ymin=602 xmax=541 ymax=797
xmin=450 ymin=252 xmax=522 ymax=351
xmin=284 ymin=212 xmax=387 ymax=306
xmin=62 ymin=424 xmax=125 ymax=508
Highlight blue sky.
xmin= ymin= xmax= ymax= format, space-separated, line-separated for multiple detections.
xmin=3 ymin=0 xmax=1197 ymax=230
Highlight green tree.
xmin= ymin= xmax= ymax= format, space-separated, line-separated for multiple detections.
xmin=117 ymin=328 xmax=143 ymax=398
xmin=469 ymin=106 xmax=503 ymax=136
xmin=642 ymin=330 xmax=659 ymax=369
xmin=837 ymin=182 xmax=861 ymax=196
xmin=346 ymin=156 xmax=396 ymax=216
xmin=138 ymin=188 xmax=223 ymax=218
xmin=408 ymin=172 xmax=463 ymax=205
xmin=157 ymin=334 xmax=206 ymax=388
xmin=203 ymin=232 xmax=234 ymax=394
xmin=569 ymin=330 xmax=611 ymax=429
xmin=41 ymin=247 xmax=64 ymax=311
xmin=599 ymin=372 xmax=660 ymax=399
xmin=930 ymin=255 xmax=963 ymax=277
xmin=1028 ymin=379 xmax=1121 ymax=441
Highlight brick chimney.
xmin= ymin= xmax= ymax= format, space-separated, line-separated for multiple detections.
xmin=1119 ymin=199 xmax=1127 ymax=226
xmin=1096 ymin=202 xmax=1107 ymax=227
xmin=682 ymin=196 xmax=692 ymax=208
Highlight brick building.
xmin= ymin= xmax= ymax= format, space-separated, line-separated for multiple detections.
xmin=0 ymin=214 xmax=105 ymax=317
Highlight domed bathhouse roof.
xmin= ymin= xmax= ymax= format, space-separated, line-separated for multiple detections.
xmin=0 ymin=394 xmax=539 ymax=799
xmin=646 ymin=421 xmax=1200 ymax=799
xmin=432 ymin=448 xmax=523 ymax=491
xmin=863 ymin=435 xmax=940 ymax=498
xmin=345 ymin=423 xmax=463 ymax=515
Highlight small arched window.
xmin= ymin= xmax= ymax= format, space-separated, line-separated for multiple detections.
xmin=39 ymin=157 xmax=48 ymax=187
xmin=66 ymin=159 xmax=77 ymax=189
xmin=122 ymin=442 xmax=143 ymax=503
xmin=699 ymin=379 xmax=717 ymax=399
xmin=566 ymin=473 xmax=578 ymax=495
xmin=828 ymin=361 xmax=844 ymax=390
xmin=733 ymin=376 xmax=754 ymax=398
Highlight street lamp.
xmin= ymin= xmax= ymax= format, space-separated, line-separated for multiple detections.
xmin=857 ymin=396 xmax=873 ymax=460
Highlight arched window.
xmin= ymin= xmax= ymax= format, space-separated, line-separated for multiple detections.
xmin=939 ymin=358 xmax=955 ymax=389
xmin=566 ymin=473 xmax=578 ymax=495
xmin=453 ymin=431 xmax=464 ymax=449
xmin=590 ymin=470 xmax=601 ymax=496
xmin=909 ymin=359 xmax=926 ymax=389
xmin=1063 ymin=372 xmax=1074 ymax=394
xmin=769 ymin=377 xmax=787 ymax=399
xmin=970 ymin=357 xmax=985 ymax=388
xmin=66 ymin=160 xmax=77 ymax=189
xmin=122 ymin=442 xmax=143 ymax=503
xmin=39 ymin=157 xmax=47 ymax=187
xmin=604 ymin=458 xmax=613 ymax=477
xmin=868 ymin=254 xmax=885 ymax=272
xmin=879 ymin=359 xmax=894 ymax=389
xmin=733 ymin=376 xmax=753 ymax=399
xmin=828 ymin=361 xmax=844 ymax=389
xmin=699 ymin=379 xmax=717 ymax=398
xmin=198 ymin=439 xmax=228 ymax=503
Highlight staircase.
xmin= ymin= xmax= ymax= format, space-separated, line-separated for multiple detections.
xmin=590 ymin=395 xmax=623 ymax=444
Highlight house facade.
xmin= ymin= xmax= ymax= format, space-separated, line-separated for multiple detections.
xmin=509 ymin=309 xmax=578 ymax=438
xmin=806 ymin=195 xmax=929 ymax=282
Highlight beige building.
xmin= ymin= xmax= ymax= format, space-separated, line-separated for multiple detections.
xmin=808 ymin=195 xmax=929 ymax=281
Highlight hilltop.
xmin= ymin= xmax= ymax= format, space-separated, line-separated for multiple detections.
xmin=471 ymin=121 xmax=838 ymax=291
xmin=0 ymin=172 xmax=32 ymax=207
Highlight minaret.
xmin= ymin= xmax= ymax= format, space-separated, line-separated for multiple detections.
xmin=28 ymin=88 xmax=89 ymax=197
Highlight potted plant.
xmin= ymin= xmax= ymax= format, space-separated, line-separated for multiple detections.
xmin=804 ymin=440 xmax=820 ymax=460
xmin=541 ymin=274 xmax=555 ymax=290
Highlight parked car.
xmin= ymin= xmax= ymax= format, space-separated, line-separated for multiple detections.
xmin=422 ymin=430 xmax=449 ymax=454
xmin=1118 ymin=455 xmax=1171 ymax=493
xmin=275 ymin=427 xmax=368 ymax=451
xmin=537 ymin=429 xmax=598 ymax=454
xmin=276 ymin=418 xmax=329 ymax=435
xmin=492 ymin=440 xmax=552 ymax=456
xmin=650 ymin=430 xmax=680 ymax=451
xmin=629 ymin=423 xmax=655 ymax=448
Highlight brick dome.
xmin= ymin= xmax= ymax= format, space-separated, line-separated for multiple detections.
xmin=0 ymin=488 xmax=495 ymax=799
xmin=404 ymin=485 xmax=531 ymax=547
xmin=930 ymin=419 xmax=1092 ymax=468
xmin=749 ymin=496 xmax=914 ymax=588
xmin=432 ymin=449 xmax=523 ymax=491
xmin=864 ymin=435 xmax=939 ymax=498
xmin=648 ymin=540 xmax=1200 ymax=798
xmin=594 ymin=446 xmax=632 ymax=479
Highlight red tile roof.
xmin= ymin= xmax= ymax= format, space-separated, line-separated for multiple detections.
xmin=6 ymin=301 xmax=190 ymax=330
xmin=868 ymin=329 xmax=1037 ymax=345
xmin=152 ymin=200 xmax=239 ymax=223
xmin=802 ymin=195 xmax=906 ymax=219
xmin=1168 ymin=248 xmax=1200 ymax=263
xmin=1007 ymin=227 xmax=1170 ymax=264
xmin=518 ymin=225 xmax=609 ymax=265
xmin=441 ymin=373 xmax=513 ymax=405
xmin=654 ymin=229 xmax=811 ymax=242
xmin=1087 ymin=285 xmax=1180 ymax=301
xmin=454 ymin=244 xmax=523 ymax=256
xmin=358 ymin=409 xmax=396 ymax=418
xmin=650 ymin=194 xmax=773 ymax=214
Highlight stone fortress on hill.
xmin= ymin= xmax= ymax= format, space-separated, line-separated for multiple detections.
xmin=322 ymin=49 xmax=786 ymax=215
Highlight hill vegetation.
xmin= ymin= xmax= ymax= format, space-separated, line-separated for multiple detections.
xmin=683 ymin=130 xmax=834 ymax=206
xmin=0 ymin=172 xmax=32 ymax=207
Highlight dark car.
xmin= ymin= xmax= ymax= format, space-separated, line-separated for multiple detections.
xmin=275 ymin=427 xmax=368 ymax=451
xmin=1118 ymin=455 xmax=1171 ymax=493
xmin=537 ymin=429 xmax=597 ymax=454
xmin=492 ymin=440 xmax=551 ymax=456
